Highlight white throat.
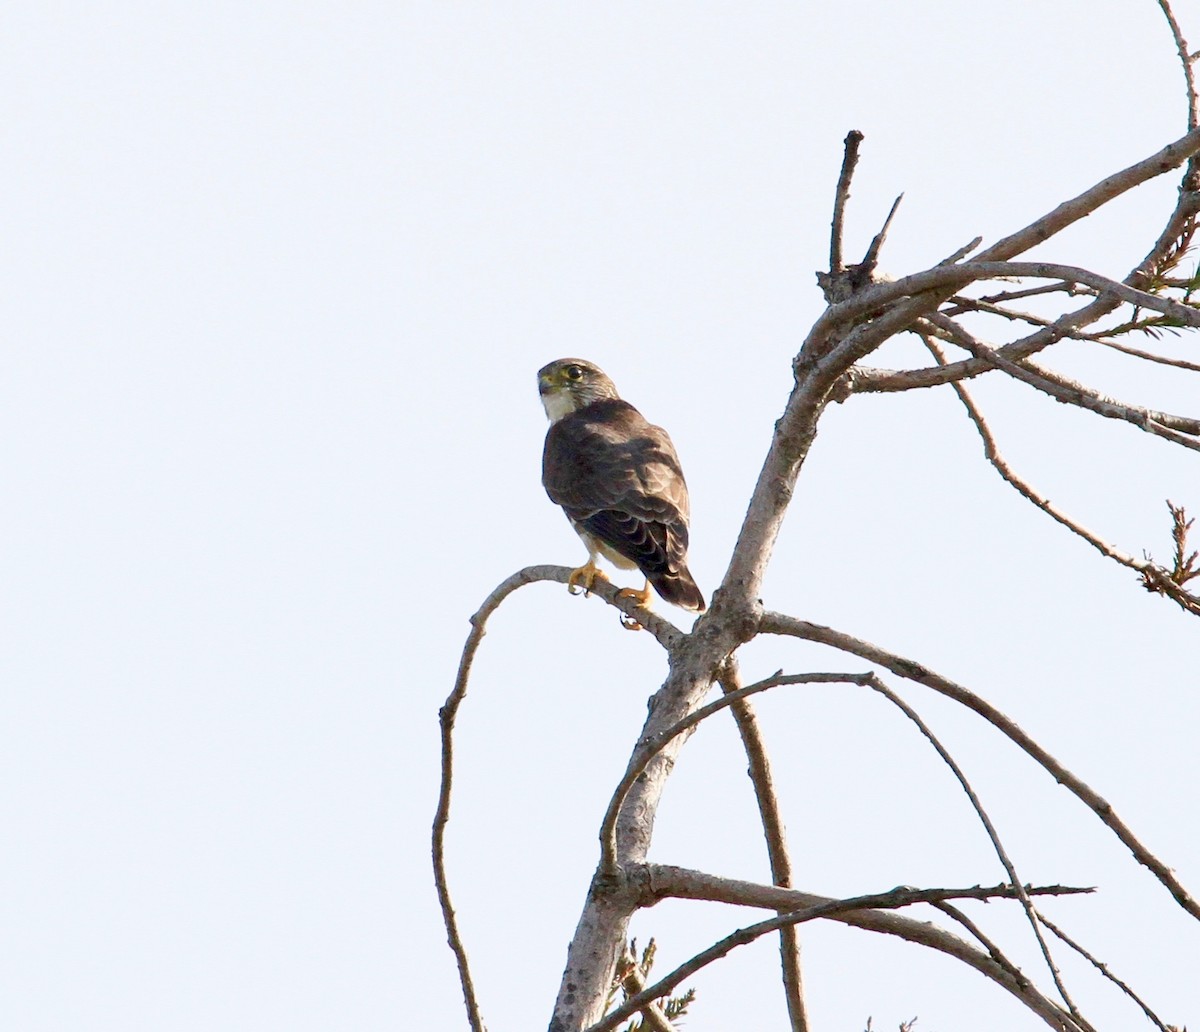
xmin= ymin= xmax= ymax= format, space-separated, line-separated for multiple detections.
xmin=541 ymin=391 xmax=578 ymax=423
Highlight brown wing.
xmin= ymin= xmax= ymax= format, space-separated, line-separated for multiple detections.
xmin=543 ymin=398 xmax=704 ymax=610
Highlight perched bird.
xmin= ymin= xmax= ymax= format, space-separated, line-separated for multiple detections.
xmin=538 ymin=358 xmax=705 ymax=628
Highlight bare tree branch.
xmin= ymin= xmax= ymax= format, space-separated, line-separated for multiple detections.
xmin=832 ymin=258 xmax=1200 ymax=333
xmin=806 ymin=126 xmax=1200 ymax=376
xmin=634 ymin=863 xmax=1094 ymax=910
xmin=926 ymin=339 xmax=1200 ymax=618
xmin=717 ymin=659 xmax=808 ymax=1032
xmin=600 ymin=672 xmax=870 ymax=875
xmin=1035 ymin=907 xmax=1176 ymax=1032
xmin=538 ymin=108 xmax=1200 ymax=1029
xmin=1094 ymin=335 xmax=1200 ymax=373
xmin=590 ymin=880 xmax=1094 ymax=1032
xmin=846 ymin=164 xmax=1200 ymax=397
xmin=1158 ymin=0 xmax=1200 ymax=130
xmin=435 ymin=565 xmax=684 ymax=1031
xmin=929 ymin=900 xmax=1027 ymax=987
xmin=861 ymin=673 xmax=1090 ymax=1027
xmin=919 ymin=333 xmax=1186 ymax=590
xmin=829 ymin=130 xmax=864 ymax=275
xmin=614 ymin=945 xmax=679 ymax=1032
xmin=758 ymin=614 xmax=1200 ymax=921
xmin=954 ymin=261 xmax=1200 ymax=325
xmin=925 ymin=312 xmax=1200 ymax=449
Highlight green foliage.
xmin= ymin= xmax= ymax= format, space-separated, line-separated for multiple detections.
xmin=604 ymin=938 xmax=696 ymax=1031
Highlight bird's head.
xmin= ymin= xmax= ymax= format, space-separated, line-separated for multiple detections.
xmin=537 ymin=358 xmax=620 ymax=422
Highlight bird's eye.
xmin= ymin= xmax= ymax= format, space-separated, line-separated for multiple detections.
xmin=565 ymin=365 xmax=584 ymax=380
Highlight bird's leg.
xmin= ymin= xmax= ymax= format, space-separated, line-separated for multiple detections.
xmin=567 ymin=559 xmax=607 ymax=597
xmin=615 ymin=579 xmax=652 ymax=631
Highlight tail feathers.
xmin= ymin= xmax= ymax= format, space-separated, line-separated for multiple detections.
xmin=650 ymin=567 xmax=706 ymax=613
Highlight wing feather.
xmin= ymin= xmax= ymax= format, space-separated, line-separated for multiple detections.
xmin=543 ymin=398 xmax=691 ymax=578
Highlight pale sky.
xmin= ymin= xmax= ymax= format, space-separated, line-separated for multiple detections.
xmin=2 ymin=2 xmax=1197 ymax=1030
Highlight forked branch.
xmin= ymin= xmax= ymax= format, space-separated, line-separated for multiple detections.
xmin=589 ymin=882 xmax=1094 ymax=1032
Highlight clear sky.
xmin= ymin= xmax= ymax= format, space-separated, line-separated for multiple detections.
xmin=2 ymin=2 xmax=1197 ymax=1030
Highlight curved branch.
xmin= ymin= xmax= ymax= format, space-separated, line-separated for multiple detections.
xmin=1035 ymin=907 xmax=1175 ymax=1032
xmin=759 ymin=613 xmax=1200 ymax=921
xmin=862 ymin=674 xmax=1090 ymax=1026
xmin=919 ymin=333 xmax=1192 ymax=588
xmin=929 ymin=900 xmax=1026 ymax=987
xmin=599 ymin=672 xmax=871 ymax=874
xmin=435 ymin=565 xmax=682 ymax=1030
xmin=1157 ymin=0 xmax=1199 ymax=130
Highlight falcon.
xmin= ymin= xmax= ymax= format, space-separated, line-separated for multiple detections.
xmin=538 ymin=358 xmax=705 ymax=628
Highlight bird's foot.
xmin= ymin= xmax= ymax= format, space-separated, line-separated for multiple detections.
xmin=615 ymin=581 xmax=653 ymax=631
xmin=567 ymin=560 xmax=607 ymax=597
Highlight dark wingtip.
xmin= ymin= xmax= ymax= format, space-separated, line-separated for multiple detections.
xmin=652 ymin=570 xmax=706 ymax=613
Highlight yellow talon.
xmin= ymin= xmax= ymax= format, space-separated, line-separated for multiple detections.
xmin=567 ymin=560 xmax=607 ymax=597
xmin=615 ymin=580 xmax=653 ymax=631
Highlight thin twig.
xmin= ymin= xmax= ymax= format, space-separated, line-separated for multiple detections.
xmin=717 ymin=658 xmax=808 ymax=1032
xmin=924 ymin=330 xmax=1200 ymax=617
xmin=758 ymin=613 xmax=1200 ymax=922
xmin=930 ymin=900 xmax=1027 ymax=988
xmin=830 ymin=259 xmax=1200 ymax=333
xmin=1158 ymin=0 xmax=1199 ymax=130
xmin=955 ymin=260 xmax=1200 ymax=326
xmin=862 ymin=674 xmax=1091 ymax=1027
xmin=600 ymin=672 xmax=871 ymax=874
xmin=926 ymin=312 xmax=1200 ymax=450
xmin=588 ymin=884 xmax=1091 ymax=1032
xmin=918 ymin=332 xmax=1158 ymax=575
xmin=859 ymin=193 xmax=904 ymax=276
xmin=976 ymin=281 xmax=1086 ymax=305
xmin=943 ymin=294 xmax=1125 ymax=346
xmin=938 ymin=236 xmax=983 ymax=266
xmin=1035 ymin=907 xmax=1175 ymax=1032
xmin=1093 ymin=335 xmax=1200 ymax=372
